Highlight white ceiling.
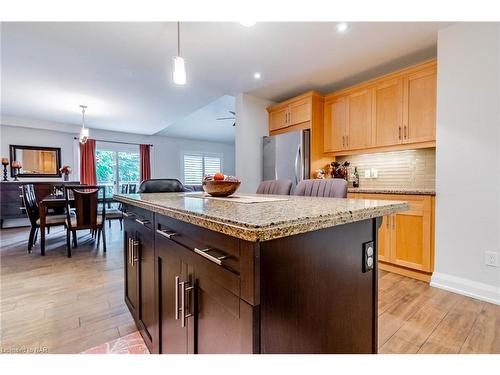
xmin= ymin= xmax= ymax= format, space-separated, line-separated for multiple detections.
xmin=156 ymin=95 xmax=235 ymax=143
xmin=1 ymin=22 xmax=451 ymax=139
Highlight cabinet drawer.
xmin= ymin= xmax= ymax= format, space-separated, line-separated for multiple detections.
xmin=156 ymin=214 xmax=240 ymax=268
xmin=122 ymin=204 xmax=153 ymax=230
xmin=155 ymin=228 xmax=240 ymax=297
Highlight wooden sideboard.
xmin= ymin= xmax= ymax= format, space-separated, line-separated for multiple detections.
xmin=0 ymin=181 xmax=79 ymax=228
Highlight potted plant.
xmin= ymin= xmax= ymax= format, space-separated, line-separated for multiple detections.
xmin=59 ymin=165 xmax=72 ymax=181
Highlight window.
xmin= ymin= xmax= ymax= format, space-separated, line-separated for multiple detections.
xmin=96 ymin=143 xmax=140 ymax=196
xmin=183 ymin=153 xmax=222 ymax=184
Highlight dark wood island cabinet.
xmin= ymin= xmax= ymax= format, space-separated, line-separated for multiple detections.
xmin=115 ymin=192 xmax=408 ymax=354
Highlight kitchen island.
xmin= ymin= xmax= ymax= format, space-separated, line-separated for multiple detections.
xmin=113 ymin=192 xmax=408 ymax=354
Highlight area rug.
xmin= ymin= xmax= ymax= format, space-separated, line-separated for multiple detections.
xmin=81 ymin=331 xmax=149 ymax=354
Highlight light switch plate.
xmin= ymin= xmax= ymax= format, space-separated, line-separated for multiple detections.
xmin=371 ymin=168 xmax=378 ymax=178
xmin=364 ymin=170 xmax=371 ymax=179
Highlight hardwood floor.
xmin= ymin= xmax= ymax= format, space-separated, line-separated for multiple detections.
xmin=0 ymin=222 xmax=135 ymax=354
xmin=1 ymin=224 xmax=498 ymax=354
xmin=378 ymin=269 xmax=500 ymax=353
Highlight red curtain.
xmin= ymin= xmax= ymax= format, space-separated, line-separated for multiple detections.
xmin=140 ymin=144 xmax=151 ymax=182
xmin=80 ymin=139 xmax=97 ymax=185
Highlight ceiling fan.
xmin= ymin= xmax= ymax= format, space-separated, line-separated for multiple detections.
xmin=216 ymin=111 xmax=236 ymax=127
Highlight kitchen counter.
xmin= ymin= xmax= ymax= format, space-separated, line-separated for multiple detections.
xmin=113 ymin=192 xmax=408 ymax=242
xmin=348 ymin=187 xmax=436 ymax=196
xmin=117 ymin=191 xmax=409 ymax=354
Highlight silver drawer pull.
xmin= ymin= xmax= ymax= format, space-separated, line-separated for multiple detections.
xmin=135 ymin=218 xmax=150 ymax=225
xmin=194 ymin=247 xmax=227 ymax=266
xmin=180 ymin=281 xmax=193 ymax=328
xmin=156 ymin=229 xmax=177 ymax=239
xmin=123 ymin=211 xmax=135 ymax=218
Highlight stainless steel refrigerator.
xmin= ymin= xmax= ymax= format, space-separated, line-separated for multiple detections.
xmin=262 ymin=129 xmax=310 ymax=190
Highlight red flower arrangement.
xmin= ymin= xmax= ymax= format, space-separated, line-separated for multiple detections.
xmin=60 ymin=165 xmax=72 ymax=175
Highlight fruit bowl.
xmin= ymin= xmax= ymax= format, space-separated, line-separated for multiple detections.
xmin=202 ymin=174 xmax=241 ymax=197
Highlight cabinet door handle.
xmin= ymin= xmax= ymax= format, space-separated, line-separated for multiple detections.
xmin=194 ymin=247 xmax=228 ymax=266
xmin=156 ymin=228 xmax=177 ymax=239
xmin=404 ymin=126 xmax=407 ymax=140
xmin=180 ymin=281 xmax=193 ymax=328
xmin=346 ymin=135 xmax=348 ymax=148
xmin=392 ymin=215 xmax=395 ymax=230
xmin=342 ymin=136 xmax=345 ymax=148
xmin=398 ymin=126 xmax=402 ymax=141
xmin=127 ymin=238 xmax=131 ymax=265
xmin=135 ymin=218 xmax=150 ymax=226
xmin=386 ymin=216 xmax=389 ymax=229
xmin=175 ymin=276 xmax=180 ymax=320
xmin=132 ymin=240 xmax=140 ymax=263
xmin=123 ymin=211 xmax=135 ymax=218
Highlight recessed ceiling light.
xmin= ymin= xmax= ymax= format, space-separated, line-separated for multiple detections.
xmin=253 ymin=72 xmax=261 ymax=80
xmin=336 ymin=22 xmax=348 ymax=33
xmin=240 ymin=21 xmax=256 ymax=27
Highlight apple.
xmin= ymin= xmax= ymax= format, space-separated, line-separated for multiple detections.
xmin=213 ymin=172 xmax=225 ymax=181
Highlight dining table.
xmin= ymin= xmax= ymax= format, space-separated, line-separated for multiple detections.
xmin=38 ymin=194 xmax=114 ymax=255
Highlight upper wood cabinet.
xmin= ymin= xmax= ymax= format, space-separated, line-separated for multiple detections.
xmin=324 ymin=89 xmax=372 ymax=152
xmin=324 ymin=59 xmax=437 ymax=155
xmin=269 ymin=106 xmax=289 ymax=132
xmin=324 ymin=97 xmax=347 ymax=152
xmin=373 ymin=78 xmax=404 ymax=147
xmin=404 ymin=66 xmax=437 ymax=144
xmin=268 ymin=95 xmax=312 ymax=132
xmin=347 ymin=89 xmax=372 ymax=150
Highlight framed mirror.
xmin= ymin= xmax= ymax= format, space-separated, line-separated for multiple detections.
xmin=9 ymin=145 xmax=62 ymax=178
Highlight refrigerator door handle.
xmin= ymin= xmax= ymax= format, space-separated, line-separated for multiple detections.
xmin=294 ymin=143 xmax=301 ymax=184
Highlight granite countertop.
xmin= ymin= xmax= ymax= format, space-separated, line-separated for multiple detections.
xmin=114 ymin=192 xmax=409 ymax=242
xmin=348 ymin=187 xmax=436 ymax=196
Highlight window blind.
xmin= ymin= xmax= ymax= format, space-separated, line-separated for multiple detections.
xmin=183 ymin=154 xmax=222 ymax=184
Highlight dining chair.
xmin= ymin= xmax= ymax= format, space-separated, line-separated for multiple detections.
xmin=138 ymin=178 xmax=184 ymax=193
xmin=64 ymin=185 xmax=106 ymax=258
xmin=128 ymin=184 xmax=137 ymax=194
xmin=120 ymin=184 xmax=129 ymax=194
xmin=294 ymin=179 xmax=348 ymax=198
xmin=256 ymin=179 xmax=293 ymax=195
xmin=22 ymin=184 xmax=67 ymax=253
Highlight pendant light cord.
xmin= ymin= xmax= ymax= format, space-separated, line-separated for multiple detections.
xmin=177 ymin=21 xmax=181 ymax=56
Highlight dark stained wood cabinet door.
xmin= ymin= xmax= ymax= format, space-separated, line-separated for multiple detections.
xmin=124 ymin=220 xmax=138 ymax=318
xmin=193 ymin=272 xmax=247 ymax=354
xmin=156 ymin=234 xmax=188 ymax=354
xmin=135 ymin=222 xmax=155 ymax=350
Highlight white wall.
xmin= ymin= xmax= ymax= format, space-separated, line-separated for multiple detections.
xmin=235 ymin=94 xmax=275 ymax=193
xmin=433 ymin=23 xmax=500 ymax=304
xmin=0 ymin=118 xmax=235 ymax=183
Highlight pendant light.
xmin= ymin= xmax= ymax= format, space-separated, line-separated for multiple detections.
xmin=173 ymin=22 xmax=186 ymax=85
xmin=79 ymin=105 xmax=89 ymax=144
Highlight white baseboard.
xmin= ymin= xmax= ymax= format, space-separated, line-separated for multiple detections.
xmin=430 ymin=272 xmax=500 ymax=305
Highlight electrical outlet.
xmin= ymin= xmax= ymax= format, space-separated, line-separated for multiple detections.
xmin=485 ymin=251 xmax=498 ymax=267
xmin=371 ymin=168 xmax=378 ymax=178
xmin=364 ymin=170 xmax=371 ymax=179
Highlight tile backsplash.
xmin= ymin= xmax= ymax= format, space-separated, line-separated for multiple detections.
xmin=336 ymin=148 xmax=435 ymax=190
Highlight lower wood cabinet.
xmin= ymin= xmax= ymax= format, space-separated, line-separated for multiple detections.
xmin=349 ymin=193 xmax=435 ymax=282
xmin=123 ymin=202 xmax=378 ymax=353
xmin=153 ymin=214 xmax=256 ymax=354
xmin=123 ymin=206 xmax=155 ymax=351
